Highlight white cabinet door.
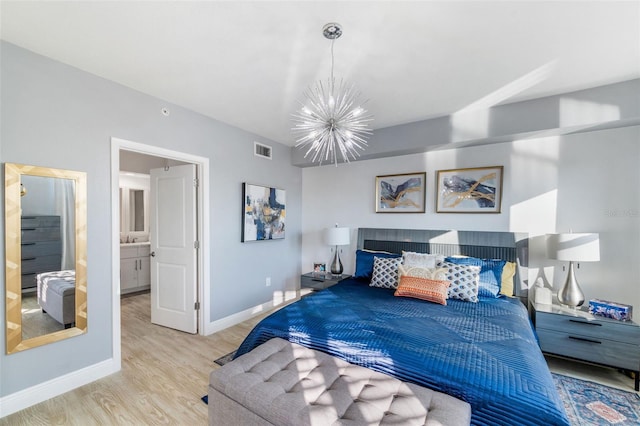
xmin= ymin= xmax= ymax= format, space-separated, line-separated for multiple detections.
xmin=138 ymin=256 xmax=151 ymax=288
xmin=121 ymin=258 xmax=139 ymax=291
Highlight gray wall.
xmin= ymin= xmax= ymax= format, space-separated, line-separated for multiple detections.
xmin=0 ymin=41 xmax=302 ymax=396
xmin=293 ymin=79 xmax=640 ymax=166
xmin=301 ymin=125 xmax=640 ymax=312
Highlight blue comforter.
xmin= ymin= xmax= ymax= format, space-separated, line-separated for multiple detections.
xmin=236 ymin=279 xmax=569 ymax=426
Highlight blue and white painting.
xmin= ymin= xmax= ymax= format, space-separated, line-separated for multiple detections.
xmin=242 ymin=183 xmax=285 ymax=242
xmin=376 ymin=172 xmax=426 ymax=213
xmin=436 ymin=166 xmax=503 ymax=213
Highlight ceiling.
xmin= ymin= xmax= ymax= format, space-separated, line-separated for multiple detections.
xmin=2 ymin=1 xmax=639 ymax=146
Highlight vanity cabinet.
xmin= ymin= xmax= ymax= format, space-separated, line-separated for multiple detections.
xmin=120 ymin=244 xmax=151 ymax=294
xmin=21 ymin=215 xmax=62 ymax=291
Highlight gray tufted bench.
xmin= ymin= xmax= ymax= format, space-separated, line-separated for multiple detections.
xmin=208 ymin=338 xmax=471 ymax=426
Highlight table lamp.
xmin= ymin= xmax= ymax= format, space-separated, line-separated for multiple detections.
xmin=325 ymin=225 xmax=350 ymax=276
xmin=546 ymin=233 xmax=600 ymax=308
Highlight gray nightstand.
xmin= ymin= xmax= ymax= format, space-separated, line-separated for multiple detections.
xmin=300 ymin=272 xmax=351 ymax=291
xmin=532 ymin=302 xmax=640 ymax=390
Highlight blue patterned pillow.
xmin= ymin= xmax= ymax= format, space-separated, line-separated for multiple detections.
xmin=445 ymin=256 xmax=506 ymax=298
xmin=354 ymin=250 xmax=401 ymax=280
xmin=370 ymin=257 xmax=402 ymax=289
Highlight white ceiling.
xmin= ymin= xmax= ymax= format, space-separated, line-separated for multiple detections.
xmin=2 ymin=1 xmax=639 ymax=146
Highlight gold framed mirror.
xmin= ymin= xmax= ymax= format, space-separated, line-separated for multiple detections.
xmin=5 ymin=163 xmax=87 ymax=354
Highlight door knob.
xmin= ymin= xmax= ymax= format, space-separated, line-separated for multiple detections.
xmin=150 ymin=251 xmax=156 ymax=257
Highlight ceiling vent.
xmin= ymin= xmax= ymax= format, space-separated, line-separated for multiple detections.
xmin=254 ymin=142 xmax=272 ymax=160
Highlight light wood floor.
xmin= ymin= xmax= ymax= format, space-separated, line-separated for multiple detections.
xmin=2 ymin=291 xmax=637 ymax=424
xmin=1 ymin=292 xmax=271 ymax=425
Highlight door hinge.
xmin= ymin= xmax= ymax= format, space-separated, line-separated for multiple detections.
xmin=194 ymin=301 xmax=200 ymax=310
xmin=194 ymin=240 xmax=200 ymax=249
xmin=193 ymin=178 xmax=199 ymax=187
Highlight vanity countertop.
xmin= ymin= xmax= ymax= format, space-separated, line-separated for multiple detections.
xmin=120 ymin=241 xmax=150 ymax=247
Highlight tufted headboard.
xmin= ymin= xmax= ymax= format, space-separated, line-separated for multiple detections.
xmin=357 ymin=228 xmax=529 ymax=297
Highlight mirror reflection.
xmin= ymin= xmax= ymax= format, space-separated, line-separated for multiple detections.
xmin=20 ymin=175 xmax=76 ymax=340
xmin=5 ymin=163 xmax=87 ymax=354
xmin=129 ymin=189 xmax=145 ymax=231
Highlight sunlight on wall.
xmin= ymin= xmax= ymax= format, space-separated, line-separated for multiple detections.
xmin=272 ymin=290 xmax=298 ymax=306
xmin=559 ymin=97 xmax=620 ymax=127
xmin=510 ymin=189 xmax=558 ymax=234
xmin=508 ymin=136 xmax=560 ymax=214
xmin=451 ymin=61 xmax=557 ymax=142
xmin=428 ymin=230 xmax=460 ymax=245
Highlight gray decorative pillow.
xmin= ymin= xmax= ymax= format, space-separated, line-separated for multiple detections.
xmin=370 ymin=256 xmax=402 ymax=289
xmin=402 ymin=251 xmax=445 ymax=268
xmin=443 ymin=261 xmax=481 ymax=303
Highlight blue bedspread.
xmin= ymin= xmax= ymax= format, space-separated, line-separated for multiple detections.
xmin=236 ymin=279 xmax=569 ymax=426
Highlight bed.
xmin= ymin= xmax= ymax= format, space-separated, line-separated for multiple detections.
xmin=235 ymin=228 xmax=569 ymax=426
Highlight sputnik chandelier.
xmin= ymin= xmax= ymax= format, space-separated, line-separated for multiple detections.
xmin=292 ymin=23 xmax=373 ymax=166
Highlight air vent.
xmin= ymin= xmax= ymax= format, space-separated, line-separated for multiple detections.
xmin=254 ymin=142 xmax=272 ymax=160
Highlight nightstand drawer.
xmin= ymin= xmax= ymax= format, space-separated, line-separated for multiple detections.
xmin=538 ymin=328 xmax=640 ymax=371
xmin=301 ymin=274 xmax=331 ymax=290
xmin=537 ymin=313 xmax=640 ymax=343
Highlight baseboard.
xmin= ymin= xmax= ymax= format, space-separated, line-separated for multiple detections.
xmin=0 ymin=357 xmax=120 ymax=418
xmin=204 ymin=290 xmax=300 ymax=336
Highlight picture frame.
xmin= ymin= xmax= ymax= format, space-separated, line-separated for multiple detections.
xmin=313 ymin=263 xmax=326 ymax=273
xmin=375 ymin=172 xmax=426 ymax=213
xmin=241 ymin=182 xmax=286 ymax=242
xmin=436 ymin=166 xmax=503 ymax=213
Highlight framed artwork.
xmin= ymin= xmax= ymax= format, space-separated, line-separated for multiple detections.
xmin=242 ymin=183 xmax=286 ymax=242
xmin=313 ymin=263 xmax=326 ymax=273
xmin=375 ymin=172 xmax=426 ymax=213
xmin=436 ymin=166 xmax=503 ymax=213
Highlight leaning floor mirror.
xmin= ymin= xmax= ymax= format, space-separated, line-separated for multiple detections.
xmin=5 ymin=163 xmax=87 ymax=354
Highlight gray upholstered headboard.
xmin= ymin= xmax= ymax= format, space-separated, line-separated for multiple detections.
xmin=357 ymin=228 xmax=529 ymax=297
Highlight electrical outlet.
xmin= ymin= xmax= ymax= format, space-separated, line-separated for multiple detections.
xmin=266 ymin=277 xmax=271 ymax=287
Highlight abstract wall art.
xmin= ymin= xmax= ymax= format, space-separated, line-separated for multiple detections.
xmin=375 ymin=172 xmax=426 ymax=213
xmin=242 ymin=183 xmax=286 ymax=242
xmin=436 ymin=166 xmax=503 ymax=213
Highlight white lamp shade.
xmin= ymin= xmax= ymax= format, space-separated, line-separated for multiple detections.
xmin=325 ymin=227 xmax=350 ymax=246
xmin=546 ymin=233 xmax=600 ymax=261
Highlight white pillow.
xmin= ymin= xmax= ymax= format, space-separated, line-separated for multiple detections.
xmin=402 ymin=251 xmax=445 ymax=268
xmin=398 ymin=264 xmax=448 ymax=281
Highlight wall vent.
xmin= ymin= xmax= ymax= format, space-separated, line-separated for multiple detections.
xmin=254 ymin=142 xmax=272 ymax=160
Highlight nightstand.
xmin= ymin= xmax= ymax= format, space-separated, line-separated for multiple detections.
xmin=300 ymin=272 xmax=351 ymax=291
xmin=532 ymin=302 xmax=640 ymax=391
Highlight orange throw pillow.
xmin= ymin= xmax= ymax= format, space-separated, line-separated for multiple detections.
xmin=394 ymin=275 xmax=451 ymax=305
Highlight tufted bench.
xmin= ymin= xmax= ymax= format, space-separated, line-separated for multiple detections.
xmin=208 ymin=338 xmax=471 ymax=426
xmin=37 ymin=270 xmax=76 ymax=328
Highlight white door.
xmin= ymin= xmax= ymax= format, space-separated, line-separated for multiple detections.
xmin=149 ymin=164 xmax=198 ymax=333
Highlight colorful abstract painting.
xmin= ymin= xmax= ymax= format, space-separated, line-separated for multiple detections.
xmin=436 ymin=166 xmax=503 ymax=213
xmin=242 ymin=183 xmax=285 ymax=242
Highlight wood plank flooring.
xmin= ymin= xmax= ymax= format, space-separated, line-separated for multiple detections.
xmin=1 ymin=292 xmax=270 ymax=425
xmin=2 ymin=291 xmax=637 ymax=424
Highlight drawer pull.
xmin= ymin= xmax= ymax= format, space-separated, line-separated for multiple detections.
xmin=312 ymin=279 xmax=324 ymax=282
xmin=569 ymin=336 xmax=602 ymax=344
xmin=569 ymin=319 xmax=602 ymax=326
xmin=22 ymin=243 xmax=36 ymax=246
xmin=22 ymin=228 xmax=36 ymax=231
xmin=22 ymin=257 xmax=36 ymax=261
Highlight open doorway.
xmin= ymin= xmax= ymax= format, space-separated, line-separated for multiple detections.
xmin=111 ymin=138 xmax=210 ymax=364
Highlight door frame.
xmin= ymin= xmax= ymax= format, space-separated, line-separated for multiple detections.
xmin=110 ymin=137 xmax=210 ymax=366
